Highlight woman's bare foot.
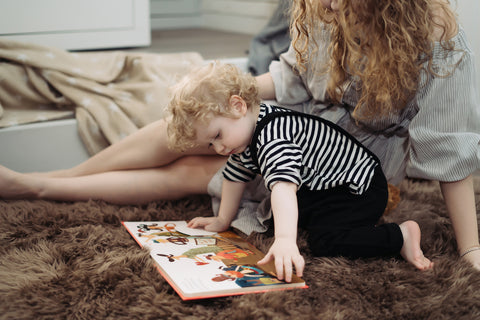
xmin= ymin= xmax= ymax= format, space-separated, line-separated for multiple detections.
xmin=399 ymin=220 xmax=434 ymax=270
xmin=0 ymin=165 xmax=40 ymax=199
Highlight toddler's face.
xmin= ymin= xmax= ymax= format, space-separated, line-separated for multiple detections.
xmin=194 ymin=113 xmax=255 ymax=156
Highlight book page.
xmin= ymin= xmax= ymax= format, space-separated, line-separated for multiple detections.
xmin=122 ymin=221 xmax=306 ymax=299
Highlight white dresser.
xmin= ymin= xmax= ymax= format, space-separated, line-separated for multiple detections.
xmin=0 ymin=0 xmax=151 ymax=50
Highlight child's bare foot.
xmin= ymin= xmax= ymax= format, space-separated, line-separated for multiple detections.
xmin=399 ymin=220 xmax=434 ymax=270
xmin=0 ymin=165 xmax=40 ymax=199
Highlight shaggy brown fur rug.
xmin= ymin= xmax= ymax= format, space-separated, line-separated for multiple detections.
xmin=1 ymin=178 xmax=480 ymax=320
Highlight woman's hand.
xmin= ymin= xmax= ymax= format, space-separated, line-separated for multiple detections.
xmin=187 ymin=216 xmax=230 ymax=232
xmin=257 ymin=236 xmax=305 ymax=283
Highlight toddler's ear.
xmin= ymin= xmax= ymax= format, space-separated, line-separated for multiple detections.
xmin=229 ymin=95 xmax=247 ymax=116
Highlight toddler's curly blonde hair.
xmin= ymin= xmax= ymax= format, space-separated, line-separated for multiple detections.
xmin=166 ymin=62 xmax=259 ymax=152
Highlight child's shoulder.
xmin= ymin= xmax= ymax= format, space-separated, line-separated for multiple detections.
xmin=259 ymin=103 xmax=292 ymax=118
xmin=261 ymin=103 xmax=289 ymax=112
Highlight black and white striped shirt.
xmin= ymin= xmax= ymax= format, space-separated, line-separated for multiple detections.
xmin=223 ymin=104 xmax=380 ymax=195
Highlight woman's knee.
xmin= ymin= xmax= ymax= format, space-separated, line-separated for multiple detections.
xmin=168 ymin=155 xmax=226 ymax=193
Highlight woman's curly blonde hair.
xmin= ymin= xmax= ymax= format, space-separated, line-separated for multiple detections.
xmin=166 ymin=62 xmax=260 ymax=152
xmin=290 ymin=0 xmax=457 ymax=120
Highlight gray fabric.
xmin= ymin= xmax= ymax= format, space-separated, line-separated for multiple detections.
xmin=246 ymin=0 xmax=290 ymax=76
xmin=208 ymin=165 xmax=272 ymax=235
xmin=407 ymin=31 xmax=480 ymax=180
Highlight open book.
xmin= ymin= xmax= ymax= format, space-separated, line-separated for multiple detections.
xmin=122 ymin=221 xmax=307 ymax=300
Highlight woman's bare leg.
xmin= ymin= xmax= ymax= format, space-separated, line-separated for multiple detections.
xmin=36 ymin=118 xmax=214 ymax=178
xmin=0 ymin=155 xmax=226 ymax=204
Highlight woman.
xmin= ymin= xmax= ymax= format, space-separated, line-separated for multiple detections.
xmin=1 ymin=0 xmax=479 ymax=269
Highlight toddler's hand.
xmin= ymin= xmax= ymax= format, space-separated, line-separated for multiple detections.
xmin=187 ymin=216 xmax=230 ymax=232
xmin=257 ymin=237 xmax=304 ymax=282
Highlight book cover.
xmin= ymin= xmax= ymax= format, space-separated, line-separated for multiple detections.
xmin=122 ymin=221 xmax=307 ymax=300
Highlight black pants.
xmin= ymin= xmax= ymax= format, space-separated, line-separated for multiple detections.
xmin=297 ymin=166 xmax=403 ymax=258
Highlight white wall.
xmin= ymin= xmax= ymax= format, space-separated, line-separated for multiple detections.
xmin=456 ymin=0 xmax=480 ymax=96
xmin=201 ymin=0 xmax=279 ymax=35
xmin=150 ymin=0 xmax=279 ymax=35
xmin=150 ymin=0 xmax=202 ymax=30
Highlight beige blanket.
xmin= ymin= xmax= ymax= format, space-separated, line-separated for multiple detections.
xmin=0 ymin=39 xmax=204 ymax=154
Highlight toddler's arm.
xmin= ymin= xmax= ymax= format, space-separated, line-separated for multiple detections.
xmin=188 ymin=178 xmax=246 ymax=232
xmin=258 ymin=181 xmax=305 ymax=282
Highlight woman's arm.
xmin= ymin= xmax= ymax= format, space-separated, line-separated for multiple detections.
xmin=258 ymin=181 xmax=305 ymax=282
xmin=256 ymin=72 xmax=276 ymax=101
xmin=188 ymin=178 xmax=247 ymax=232
xmin=440 ymin=175 xmax=480 ymax=269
